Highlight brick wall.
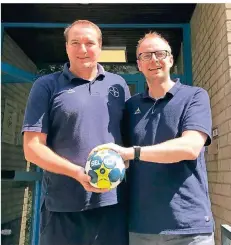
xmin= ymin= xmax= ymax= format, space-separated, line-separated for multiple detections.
xmin=1 ymin=32 xmax=36 ymax=245
xmin=191 ymin=3 xmax=231 ymax=244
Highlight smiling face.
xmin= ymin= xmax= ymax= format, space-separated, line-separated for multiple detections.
xmin=137 ymin=37 xmax=173 ymax=83
xmin=65 ymin=24 xmax=102 ymax=69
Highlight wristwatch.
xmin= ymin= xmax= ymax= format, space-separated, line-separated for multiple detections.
xmin=133 ymin=146 xmax=141 ymax=161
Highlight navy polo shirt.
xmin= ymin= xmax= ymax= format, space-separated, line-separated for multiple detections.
xmin=22 ymin=63 xmax=130 ymax=212
xmin=124 ymin=80 xmax=214 ymax=235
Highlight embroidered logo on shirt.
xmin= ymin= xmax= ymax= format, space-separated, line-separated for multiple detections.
xmin=134 ymin=107 xmax=141 ymax=114
xmin=67 ymin=89 xmax=75 ymax=93
xmin=108 ymin=86 xmax=119 ymax=97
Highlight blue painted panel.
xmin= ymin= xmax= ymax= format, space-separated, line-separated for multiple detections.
xmin=2 ymin=23 xmax=69 ymax=28
xmin=126 ymin=80 xmax=139 ymax=94
xmin=171 ymin=74 xmax=185 ymax=83
xmin=1 ymin=62 xmax=37 ymax=83
xmin=120 ymin=73 xmax=146 ymax=93
xmin=183 ymin=24 xmax=193 ymax=86
xmin=2 ymin=74 xmax=34 ymax=83
xmin=31 ymin=168 xmax=42 ymax=245
xmin=1 ymin=171 xmax=42 ymax=181
xmin=120 ymin=73 xmax=185 ymax=93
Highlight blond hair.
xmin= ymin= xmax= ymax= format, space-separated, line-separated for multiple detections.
xmin=64 ymin=20 xmax=102 ymax=46
xmin=136 ymin=31 xmax=172 ymax=58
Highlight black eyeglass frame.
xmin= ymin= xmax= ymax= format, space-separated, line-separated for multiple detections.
xmin=138 ymin=50 xmax=171 ymax=61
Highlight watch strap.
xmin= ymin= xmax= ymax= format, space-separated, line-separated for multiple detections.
xmin=133 ymin=146 xmax=141 ymax=161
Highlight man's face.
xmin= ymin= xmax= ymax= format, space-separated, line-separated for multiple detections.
xmin=66 ymin=24 xmax=101 ymax=69
xmin=137 ymin=37 xmax=173 ymax=81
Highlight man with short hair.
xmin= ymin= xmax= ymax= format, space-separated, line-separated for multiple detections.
xmin=91 ymin=32 xmax=215 ymax=245
xmin=22 ymin=20 xmax=130 ymax=245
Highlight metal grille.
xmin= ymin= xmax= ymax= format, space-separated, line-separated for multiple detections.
xmin=1 ymin=181 xmax=35 ymax=245
xmin=1 ymin=162 xmax=41 ymax=245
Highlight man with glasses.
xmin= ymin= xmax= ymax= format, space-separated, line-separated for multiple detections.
xmin=91 ymin=32 xmax=214 ymax=244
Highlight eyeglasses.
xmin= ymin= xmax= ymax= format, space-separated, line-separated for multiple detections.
xmin=138 ymin=50 xmax=171 ymax=61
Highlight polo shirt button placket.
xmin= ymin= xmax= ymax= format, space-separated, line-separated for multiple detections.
xmin=151 ymin=100 xmax=158 ymax=114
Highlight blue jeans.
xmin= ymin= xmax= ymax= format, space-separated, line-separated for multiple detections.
xmin=129 ymin=232 xmax=214 ymax=245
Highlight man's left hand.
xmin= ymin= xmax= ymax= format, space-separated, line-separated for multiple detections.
xmin=89 ymin=143 xmax=131 ymax=168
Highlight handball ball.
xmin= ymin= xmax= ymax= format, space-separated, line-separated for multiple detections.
xmin=85 ymin=148 xmax=126 ymax=189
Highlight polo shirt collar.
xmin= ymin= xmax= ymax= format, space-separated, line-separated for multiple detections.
xmin=142 ymin=78 xmax=182 ymax=99
xmin=63 ymin=62 xmax=105 ymax=82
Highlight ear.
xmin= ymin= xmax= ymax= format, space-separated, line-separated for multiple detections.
xmin=99 ymin=40 xmax=102 ymax=49
xmin=169 ymin=55 xmax=174 ymax=68
xmin=137 ymin=59 xmax=142 ymax=72
xmin=65 ymin=42 xmax=68 ymax=52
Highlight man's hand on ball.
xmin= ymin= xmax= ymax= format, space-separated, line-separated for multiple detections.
xmin=75 ymin=167 xmax=109 ymax=193
xmin=90 ymin=143 xmax=132 ymax=168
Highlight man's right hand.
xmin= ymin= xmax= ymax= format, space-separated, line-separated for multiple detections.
xmin=75 ymin=167 xmax=110 ymax=193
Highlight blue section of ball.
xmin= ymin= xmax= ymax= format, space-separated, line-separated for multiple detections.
xmin=90 ymin=155 xmax=103 ymax=170
xmin=87 ymin=152 xmax=95 ymax=161
xmin=120 ymin=168 xmax=125 ymax=181
xmin=108 ymin=168 xmax=121 ymax=182
xmin=88 ymin=170 xmax=98 ymax=183
xmin=103 ymin=155 xmax=116 ymax=169
xmin=107 ymin=150 xmax=121 ymax=160
xmin=107 ymin=149 xmax=119 ymax=156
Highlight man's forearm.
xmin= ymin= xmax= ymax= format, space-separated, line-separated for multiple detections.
xmin=24 ymin=143 xmax=82 ymax=179
xmin=126 ymin=137 xmax=197 ymax=163
xmin=140 ymin=137 xmax=197 ymax=163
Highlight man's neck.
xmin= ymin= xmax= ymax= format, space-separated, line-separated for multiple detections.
xmin=147 ymin=78 xmax=175 ymax=99
xmin=69 ymin=65 xmax=98 ymax=81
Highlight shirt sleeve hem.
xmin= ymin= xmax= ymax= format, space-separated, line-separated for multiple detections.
xmin=182 ymin=124 xmax=212 ymax=146
xmin=21 ymin=126 xmax=48 ymax=135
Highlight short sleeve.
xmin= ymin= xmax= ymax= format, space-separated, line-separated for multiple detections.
xmin=182 ymin=88 xmax=212 ymax=146
xmin=22 ymin=78 xmax=51 ymax=135
xmin=124 ymin=83 xmax=131 ymax=102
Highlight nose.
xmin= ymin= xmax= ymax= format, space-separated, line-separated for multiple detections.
xmin=150 ymin=53 xmax=159 ymax=62
xmin=79 ymin=44 xmax=87 ymax=53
